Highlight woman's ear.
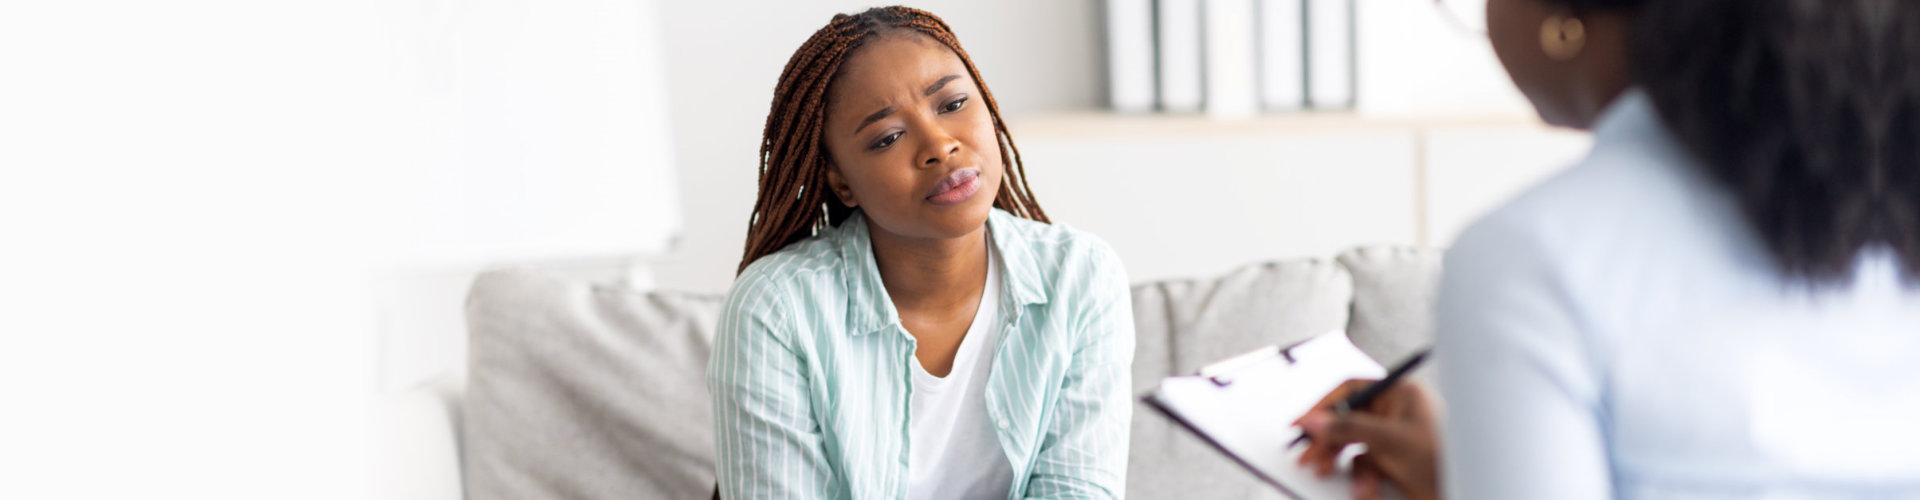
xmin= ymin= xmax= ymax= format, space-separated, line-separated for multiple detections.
xmin=824 ymin=162 xmax=859 ymax=208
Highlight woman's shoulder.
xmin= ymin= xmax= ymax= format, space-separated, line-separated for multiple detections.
xmin=726 ymin=231 xmax=851 ymax=319
xmin=990 ymin=209 xmax=1128 ymax=306
xmin=992 ymin=210 xmax=1122 ymax=272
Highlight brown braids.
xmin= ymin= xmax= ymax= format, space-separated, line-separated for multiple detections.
xmin=737 ymin=6 xmax=1049 ymax=275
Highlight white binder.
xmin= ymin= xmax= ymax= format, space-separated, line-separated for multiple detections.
xmin=1258 ymin=0 xmax=1305 ymax=111
xmin=1157 ymin=0 xmax=1204 ymax=112
xmin=1204 ymin=0 xmax=1259 ymax=118
xmin=1105 ymin=0 xmax=1157 ymax=112
xmin=1305 ymin=0 xmax=1355 ymax=109
xmin=1141 ymin=330 xmax=1399 ymax=500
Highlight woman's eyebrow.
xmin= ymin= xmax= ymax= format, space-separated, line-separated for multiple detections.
xmin=854 ymin=106 xmax=896 ymax=136
xmin=852 ymin=75 xmax=963 ymax=137
xmin=922 ymin=74 xmax=961 ymax=96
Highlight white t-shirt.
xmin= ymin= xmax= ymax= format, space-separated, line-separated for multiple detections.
xmin=907 ymin=242 xmax=1014 ymax=500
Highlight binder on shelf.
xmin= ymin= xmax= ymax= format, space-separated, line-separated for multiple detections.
xmin=1305 ymin=0 xmax=1355 ymax=109
xmin=1204 ymin=0 xmax=1259 ymax=118
xmin=1258 ymin=0 xmax=1306 ymax=112
xmin=1105 ymin=0 xmax=1157 ymax=113
xmin=1157 ymin=0 xmax=1204 ymax=112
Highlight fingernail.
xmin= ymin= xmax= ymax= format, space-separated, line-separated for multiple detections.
xmin=1299 ymin=412 xmax=1329 ymax=434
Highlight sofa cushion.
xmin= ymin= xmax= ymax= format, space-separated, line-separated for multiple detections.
xmin=462 ymin=269 xmax=722 ymax=500
xmin=1338 ymin=245 xmax=1444 ymax=386
xmin=1126 ymin=258 xmax=1353 ymax=500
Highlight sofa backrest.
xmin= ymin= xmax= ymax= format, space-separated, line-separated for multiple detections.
xmin=460 ymin=246 xmax=1441 ymax=500
xmin=463 ymin=270 xmax=724 ymax=500
xmin=1339 ymin=246 xmax=1443 ymax=387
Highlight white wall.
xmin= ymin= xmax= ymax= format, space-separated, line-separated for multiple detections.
xmin=1 ymin=0 xmax=683 ymax=497
xmin=402 ymin=0 xmax=682 ymax=265
xmin=1425 ymin=127 xmax=1593 ymax=244
xmin=3 ymin=3 xmax=393 ymax=497
xmin=1013 ymin=119 xmax=1420 ymax=283
xmin=1355 ymin=0 xmax=1532 ymax=116
xmin=373 ymin=0 xmax=683 ymax=394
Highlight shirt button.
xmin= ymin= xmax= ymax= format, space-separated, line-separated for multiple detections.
xmin=997 ymin=419 xmax=1009 ymax=430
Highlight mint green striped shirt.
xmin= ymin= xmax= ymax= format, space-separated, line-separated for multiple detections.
xmin=708 ymin=208 xmax=1136 ymax=499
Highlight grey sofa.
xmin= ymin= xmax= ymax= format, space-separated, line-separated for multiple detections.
xmin=433 ymin=245 xmax=1441 ymax=500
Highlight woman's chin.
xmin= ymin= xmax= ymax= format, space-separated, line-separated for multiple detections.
xmin=866 ymin=200 xmax=992 ymax=242
xmin=922 ymin=200 xmax=994 ymax=238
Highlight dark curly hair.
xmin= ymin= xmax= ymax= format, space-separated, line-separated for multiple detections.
xmin=1549 ymin=0 xmax=1920 ymax=285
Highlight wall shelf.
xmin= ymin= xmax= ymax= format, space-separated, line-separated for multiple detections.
xmin=1006 ymin=110 xmax=1565 ymax=140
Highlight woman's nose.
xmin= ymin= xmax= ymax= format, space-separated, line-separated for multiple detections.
xmin=922 ymin=138 xmax=960 ymax=166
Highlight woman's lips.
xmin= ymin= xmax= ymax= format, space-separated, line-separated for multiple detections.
xmin=925 ymin=167 xmax=982 ymax=206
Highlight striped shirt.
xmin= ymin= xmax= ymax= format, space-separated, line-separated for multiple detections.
xmin=708 ymin=208 xmax=1136 ymax=499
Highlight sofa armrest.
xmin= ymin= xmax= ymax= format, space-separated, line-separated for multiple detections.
xmin=375 ymin=374 xmax=465 ymax=500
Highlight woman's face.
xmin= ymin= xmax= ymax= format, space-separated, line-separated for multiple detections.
xmin=822 ymin=33 xmax=1004 ymax=243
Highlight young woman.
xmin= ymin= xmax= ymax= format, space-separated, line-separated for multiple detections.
xmin=1293 ymin=0 xmax=1920 ymax=498
xmin=707 ymin=7 xmax=1135 ymax=499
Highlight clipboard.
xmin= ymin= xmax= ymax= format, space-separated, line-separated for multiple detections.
xmin=1140 ymin=330 xmax=1397 ymax=500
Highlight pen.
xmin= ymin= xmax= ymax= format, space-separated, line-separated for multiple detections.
xmin=1287 ymin=348 xmax=1431 ymax=449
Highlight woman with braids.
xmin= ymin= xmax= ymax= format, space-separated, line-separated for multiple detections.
xmin=1288 ymin=0 xmax=1920 ymax=498
xmin=706 ymin=6 xmax=1133 ymax=499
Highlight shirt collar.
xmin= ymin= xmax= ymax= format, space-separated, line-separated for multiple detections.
xmin=1590 ymin=88 xmax=1683 ymax=160
xmin=838 ymin=208 xmax=1050 ymax=337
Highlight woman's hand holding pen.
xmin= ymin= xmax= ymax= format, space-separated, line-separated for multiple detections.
xmin=1292 ymin=379 xmax=1442 ymax=500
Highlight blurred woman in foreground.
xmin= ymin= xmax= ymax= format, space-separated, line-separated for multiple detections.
xmin=1294 ymin=0 xmax=1920 ymax=498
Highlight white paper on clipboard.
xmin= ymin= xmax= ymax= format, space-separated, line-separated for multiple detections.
xmin=1141 ymin=330 xmax=1400 ymax=500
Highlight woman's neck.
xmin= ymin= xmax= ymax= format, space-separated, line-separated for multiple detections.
xmin=1573 ymin=80 xmax=1633 ymax=130
xmin=867 ymin=219 xmax=989 ymax=315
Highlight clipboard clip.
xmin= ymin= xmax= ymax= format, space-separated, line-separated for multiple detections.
xmin=1197 ymin=343 xmax=1300 ymax=387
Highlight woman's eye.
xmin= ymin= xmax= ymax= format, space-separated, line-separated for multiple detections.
xmin=870 ymin=131 xmax=902 ymax=150
xmin=941 ymin=96 xmax=967 ymax=113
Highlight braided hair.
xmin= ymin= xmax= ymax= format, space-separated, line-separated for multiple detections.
xmin=737 ymin=6 xmax=1048 ymax=275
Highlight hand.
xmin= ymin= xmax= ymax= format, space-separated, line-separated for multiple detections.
xmin=1291 ymin=379 xmax=1441 ymax=500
